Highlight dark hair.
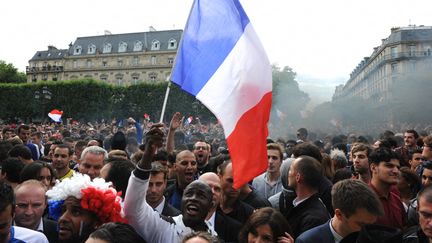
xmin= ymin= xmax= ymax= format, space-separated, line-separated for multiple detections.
xmin=238 ymin=207 xmax=291 ymax=243
xmin=406 ymin=129 xmax=419 ymax=139
xmin=20 ymin=161 xmax=55 ymax=183
xmin=105 ymin=159 xmax=135 ymax=199
xmin=16 ymin=124 xmax=30 ymax=134
xmin=332 ymin=179 xmax=383 ymax=218
xmin=150 ymin=162 xmax=168 ymax=180
xmin=409 ymin=148 xmax=424 ymax=160
xmin=292 ymin=143 xmax=323 ymax=163
xmin=294 ymin=156 xmax=323 ymax=189
xmin=8 ymin=144 xmax=32 ymax=160
xmin=398 ymin=167 xmax=421 ymax=200
xmin=0 ymin=141 xmax=13 ymax=162
xmin=217 ymin=160 xmax=231 ymax=176
xmin=369 ymin=147 xmax=400 ymax=165
xmin=2 ymin=127 xmax=13 ymax=134
xmin=332 ymin=168 xmax=353 ymax=184
xmin=89 ymin=222 xmax=145 ymax=243
xmin=418 ymin=184 xmax=432 ymax=204
xmin=0 ymin=182 xmax=14 ymax=213
xmin=1 ymin=157 xmax=25 ymax=183
xmin=54 ymin=144 xmax=73 ymax=156
xmin=111 ymin=132 xmax=127 ymax=151
xmin=154 ymin=149 xmax=169 ymax=162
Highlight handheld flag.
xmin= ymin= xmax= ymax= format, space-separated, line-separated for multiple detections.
xmin=48 ymin=109 xmax=63 ymax=123
xmin=185 ymin=116 xmax=193 ymax=125
xmin=171 ymin=0 xmax=272 ymax=188
xmin=144 ymin=113 xmax=150 ymax=121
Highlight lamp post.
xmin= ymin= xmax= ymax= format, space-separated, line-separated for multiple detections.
xmin=34 ymin=86 xmax=52 ymax=123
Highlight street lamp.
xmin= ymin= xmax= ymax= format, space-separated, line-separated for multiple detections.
xmin=34 ymin=86 xmax=52 ymax=123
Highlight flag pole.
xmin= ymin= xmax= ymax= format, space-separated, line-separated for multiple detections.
xmin=159 ymin=81 xmax=171 ymax=123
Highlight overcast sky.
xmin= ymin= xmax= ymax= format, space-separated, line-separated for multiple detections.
xmin=2 ymin=0 xmax=432 ymax=101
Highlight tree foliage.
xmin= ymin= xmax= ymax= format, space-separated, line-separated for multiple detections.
xmin=0 ymin=79 xmax=214 ymax=123
xmin=0 ymin=60 xmax=26 ymax=83
xmin=271 ymin=65 xmax=310 ymax=124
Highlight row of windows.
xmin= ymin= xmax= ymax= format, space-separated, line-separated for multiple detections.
xmin=71 ymin=56 xmax=173 ymax=69
xmin=73 ymin=39 xmax=177 ymax=55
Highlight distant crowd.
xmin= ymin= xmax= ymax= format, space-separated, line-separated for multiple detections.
xmin=1 ymin=113 xmax=432 ymax=242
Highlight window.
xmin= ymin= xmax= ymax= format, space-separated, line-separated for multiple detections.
xmin=168 ymin=38 xmax=177 ymax=49
xmin=168 ymin=57 xmax=174 ymax=64
xmin=149 ymin=72 xmax=157 ymax=82
xmin=133 ymin=56 xmax=139 ymax=65
xmin=42 ymin=74 xmax=48 ymax=81
xmin=118 ymin=60 xmax=123 ymax=67
xmin=132 ymin=76 xmax=139 ymax=85
xmin=86 ymin=60 xmax=92 ymax=68
xmin=73 ymin=60 xmax=78 ymax=69
xmin=151 ymin=56 xmax=156 ymax=65
xmin=115 ymin=74 xmax=124 ymax=85
xmin=134 ymin=41 xmax=143 ymax=51
xmin=74 ymin=45 xmax=82 ymax=55
xmin=100 ymin=74 xmax=108 ymax=81
xmin=102 ymin=60 xmax=108 ymax=67
xmin=391 ymin=63 xmax=397 ymax=74
xmin=118 ymin=42 xmax=127 ymax=52
xmin=88 ymin=44 xmax=96 ymax=54
xmin=32 ymin=75 xmax=37 ymax=82
xmin=408 ymin=45 xmax=416 ymax=56
xmin=103 ymin=43 xmax=112 ymax=53
xmin=52 ymin=73 xmax=58 ymax=81
xmin=151 ymin=40 xmax=160 ymax=50
xmin=391 ymin=46 xmax=397 ymax=58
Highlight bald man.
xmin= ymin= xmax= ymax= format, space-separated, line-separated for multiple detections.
xmin=164 ymin=150 xmax=198 ymax=210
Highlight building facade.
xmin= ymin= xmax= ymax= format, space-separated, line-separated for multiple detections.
xmin=333 ymin=25 xmax=432 ymax=101
xmin=26 ymin=29 xmax=182 ymax=85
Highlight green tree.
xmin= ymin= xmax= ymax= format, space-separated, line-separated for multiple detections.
xmin=0 ymin=60 xmax=26 ymax=83
xmin=271 ymin=65 xmax=310 ymax=124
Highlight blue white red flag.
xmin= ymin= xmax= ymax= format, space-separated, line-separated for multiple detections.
xmin=185 ymin=116 xmax=193 ymax=125
xmin=171 ymin=0 xmax=272 ymax=188
xmin=48 ymin=109 xmax=63 ymax=123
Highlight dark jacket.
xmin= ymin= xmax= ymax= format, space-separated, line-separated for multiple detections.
xmin=242 ymin=187 xmax=272 ymax=209
xmin=161 ymin=200 xmax=181 ymax=217
xmin=43 ymin=218 xmax=59 ymax=243
xmin=214 ymin=209 xmax=242 ymax=243
xmin=223 ymin=200 xmax=254 ymax=224
xmin=281 ymin=193 xmax=330 ymax=238
xmin=296 ymin=221 xmax=333 ymax=243
xmin=403 ymin=226 xmax=429 ymax=243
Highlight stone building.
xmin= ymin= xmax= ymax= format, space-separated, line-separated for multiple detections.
xmin=27 ymin=29 xmax=182 ymax=85
xmin=333 ymin=25 xmax=432 ymax=101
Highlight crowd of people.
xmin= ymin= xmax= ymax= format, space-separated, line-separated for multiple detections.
xmin=1 ymin=112 xmax=432 ymax=242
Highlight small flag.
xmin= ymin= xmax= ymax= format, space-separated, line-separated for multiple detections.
xmin=144 ymin=113 xmax=150 ymax=121
xmin=185 ymin=116 xmax=193 ymax=125
xmin=171 ymin=0 xmax=272 ymax=188
xmin=48 ymin=109 xmax=63 ymax=123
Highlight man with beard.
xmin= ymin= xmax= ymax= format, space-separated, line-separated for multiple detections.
xmin=218 ymin=161 xmax=254 ymax=224
xmin=368 ymin=147 xmax=405 ymax=229
xmin=165 ymin=150 xmax=198 ymax=210
xmin=52 ymin=144 xmax=74 ymax=181
xmin=193 ymin=141 xmax=213 ymax=175
xmin=124 ymin=125 xmax=217 ymax=242
xmin=0 ymin=182 xmax=48 ymax=243
xmin=46 ymin=174 xmax=127 ymax=243
xmin=351 ymin=143 xmax=372 ymax=183
xmin=395 ymin=129 xmax=420 ymax=167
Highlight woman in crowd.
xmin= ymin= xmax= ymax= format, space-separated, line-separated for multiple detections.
xmin=20 ymin=161 xmax=55 ymax=189
xmin=85 ymin=222 xmax=145 ymax=243
xmin=238 ymin=207 xmax=294 ymax=243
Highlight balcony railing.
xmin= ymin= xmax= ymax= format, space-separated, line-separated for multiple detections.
xmin=26 ymin=65 xmax=64 ymax=74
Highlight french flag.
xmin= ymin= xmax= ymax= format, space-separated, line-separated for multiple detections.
xmin=185 ymin=116 xmax=193 ymax=125
xmin=172 ymin=0 xmax=272 ymax=188
xmin=48 ymin=109 xmax=63 ymax=123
